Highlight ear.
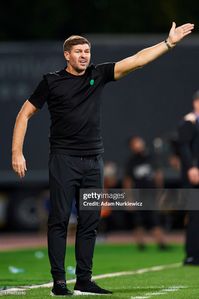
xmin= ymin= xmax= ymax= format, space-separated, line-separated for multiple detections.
xmin=64 ymin=51 xmax=70 ymax=62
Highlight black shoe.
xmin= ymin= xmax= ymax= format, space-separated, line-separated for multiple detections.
xmin=51 ymin=281 xmax=73 ymax=296
xmin=184 ymin=256 xmax=199 ymax=266
xmin=74 ymin=279 xmax=113 ymax=295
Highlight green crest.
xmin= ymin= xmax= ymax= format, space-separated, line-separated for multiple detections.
xmin=90 ymin=79 xmax=94 ymax=86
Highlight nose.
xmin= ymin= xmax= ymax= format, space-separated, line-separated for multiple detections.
xmin=80 ymin=52 xmax=87 ymax=58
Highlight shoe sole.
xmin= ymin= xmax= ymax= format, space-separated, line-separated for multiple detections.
xmin=74 ymin=290 xmax=111 ymax=296
xmin=50 ymin=291 xmax=73 ymax=296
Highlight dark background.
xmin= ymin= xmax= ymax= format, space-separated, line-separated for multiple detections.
xmin=1 ymin=0 xmax=199 ymax=40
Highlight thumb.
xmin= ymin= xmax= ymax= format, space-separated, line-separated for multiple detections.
xmin=172 ymin=21 xmax=176 ymax=29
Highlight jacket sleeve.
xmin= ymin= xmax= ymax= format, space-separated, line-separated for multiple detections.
xmin=178 ymin=120 xmax=195 ymax=170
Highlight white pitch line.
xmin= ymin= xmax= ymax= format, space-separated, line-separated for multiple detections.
xmin=131 ymin=285 xmax=187 ymax=299
xmin=0 ymin=262 xmax=181 ymax=296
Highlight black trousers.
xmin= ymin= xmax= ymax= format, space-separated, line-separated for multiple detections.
xmin=47 ymin=153 xmax=103 ymax=282
xmin=182 ymin=178 xmax=199 ymax=260
xmin=186 ymin=210 xmax=199 ymax=259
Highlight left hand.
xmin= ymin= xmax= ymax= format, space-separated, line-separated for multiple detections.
xmin=167 ymin=22 xmax=194 ymax=47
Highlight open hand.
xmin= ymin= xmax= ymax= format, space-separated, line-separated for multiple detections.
xmin=167 ymin=22 xmax=194 ymax=47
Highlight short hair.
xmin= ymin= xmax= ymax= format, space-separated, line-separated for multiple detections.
xmin=63 ymin=35 xmax=91 ymax=52
xmin=193 ymin=90 xmax=199 ymax=101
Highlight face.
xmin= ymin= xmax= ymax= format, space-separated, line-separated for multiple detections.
xmin=193 ymin=98 xmax=199 ymax=113
xmin=64 ymin=43 xmax=91 ymax=73
xmin=130 ymin=137 xmax=145 ymax=153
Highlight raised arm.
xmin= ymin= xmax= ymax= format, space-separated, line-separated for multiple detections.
xmin=114 ymin=22 xmax=194 ymax=80
xmin=12 ymin=100 xmax=38 ymax=178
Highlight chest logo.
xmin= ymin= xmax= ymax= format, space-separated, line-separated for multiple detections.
xmin=90 ymin=79 xmax=95 ymax=86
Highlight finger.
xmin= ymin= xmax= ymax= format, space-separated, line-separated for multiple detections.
xmin=24 ymin=160 xmax=27 ymax=171
xmin=19 ymin=171 xmax=25 ymax=179
xmin=172 ymin=21 xmax=176 ymax=29
xmin=17 ymin=167 xmax=23 ymax=178
xmin=16 ymin=165 xmax=25 ymax=178
xmin=184 ymin=26 xmax=194 ymax=32
xmin=20 ymin=165 xmax=25 ymax=178
xmin=181 ymin=23 xmax=194 ymax=28
xmin=183 ymin=31 xmax=193 ymax=37
xmin=181 ymin=24 xmax=194 ymax=31
xmin=183 ymin=26 xmax=194 ymax=32
xmin=14 ymin=165 xmax=20 ymax=175
xmin=16 ymin=169 xmax=22 ymax=178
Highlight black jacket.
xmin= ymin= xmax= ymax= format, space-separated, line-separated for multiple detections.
xmin=178 ymin=114 xmax=199 ymax=172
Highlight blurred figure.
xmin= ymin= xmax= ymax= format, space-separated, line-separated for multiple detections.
xmin=166 ymin=133 xmax=182 ymax=188
xmin=104 ymin=161 xmax=120 ymax=189
xmin=124 ymin=136 xmax=164 ymax=188
xmin=168 ymin=155 xmax=181 ymax=173
xmin=98 ymin=161 xmax=119 ymax=238
xmin=178 ymin=91 xmax=199 ymax=265
xmin=123 ymin=136 xmax=167 ymax=250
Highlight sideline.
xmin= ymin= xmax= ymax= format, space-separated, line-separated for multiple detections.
xmin=0 ymin=262 xmax=181 ymax=296
xmin=131 ymin=285 xmax=186 ymax=299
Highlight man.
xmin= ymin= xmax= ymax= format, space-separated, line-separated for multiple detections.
xmin=178 ymin=91 xmax=199 ymax=265
xmin=124 ymin=136 xmax=161 ymax=189
xmin=123 ymin=136 xmax=166 ymax=250
xmin=12 ymin=22 xmax=194 ymax=296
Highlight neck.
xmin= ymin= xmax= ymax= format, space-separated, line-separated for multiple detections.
xmin=66 ymin=65 xmax=86 ymax=76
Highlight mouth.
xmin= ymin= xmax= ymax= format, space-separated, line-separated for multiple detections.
xmin=79 ymin=60 xmax=87 ymax=65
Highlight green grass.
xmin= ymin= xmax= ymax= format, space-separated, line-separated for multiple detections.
xmin=1 ymin=244 xmax=199 ymax=298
